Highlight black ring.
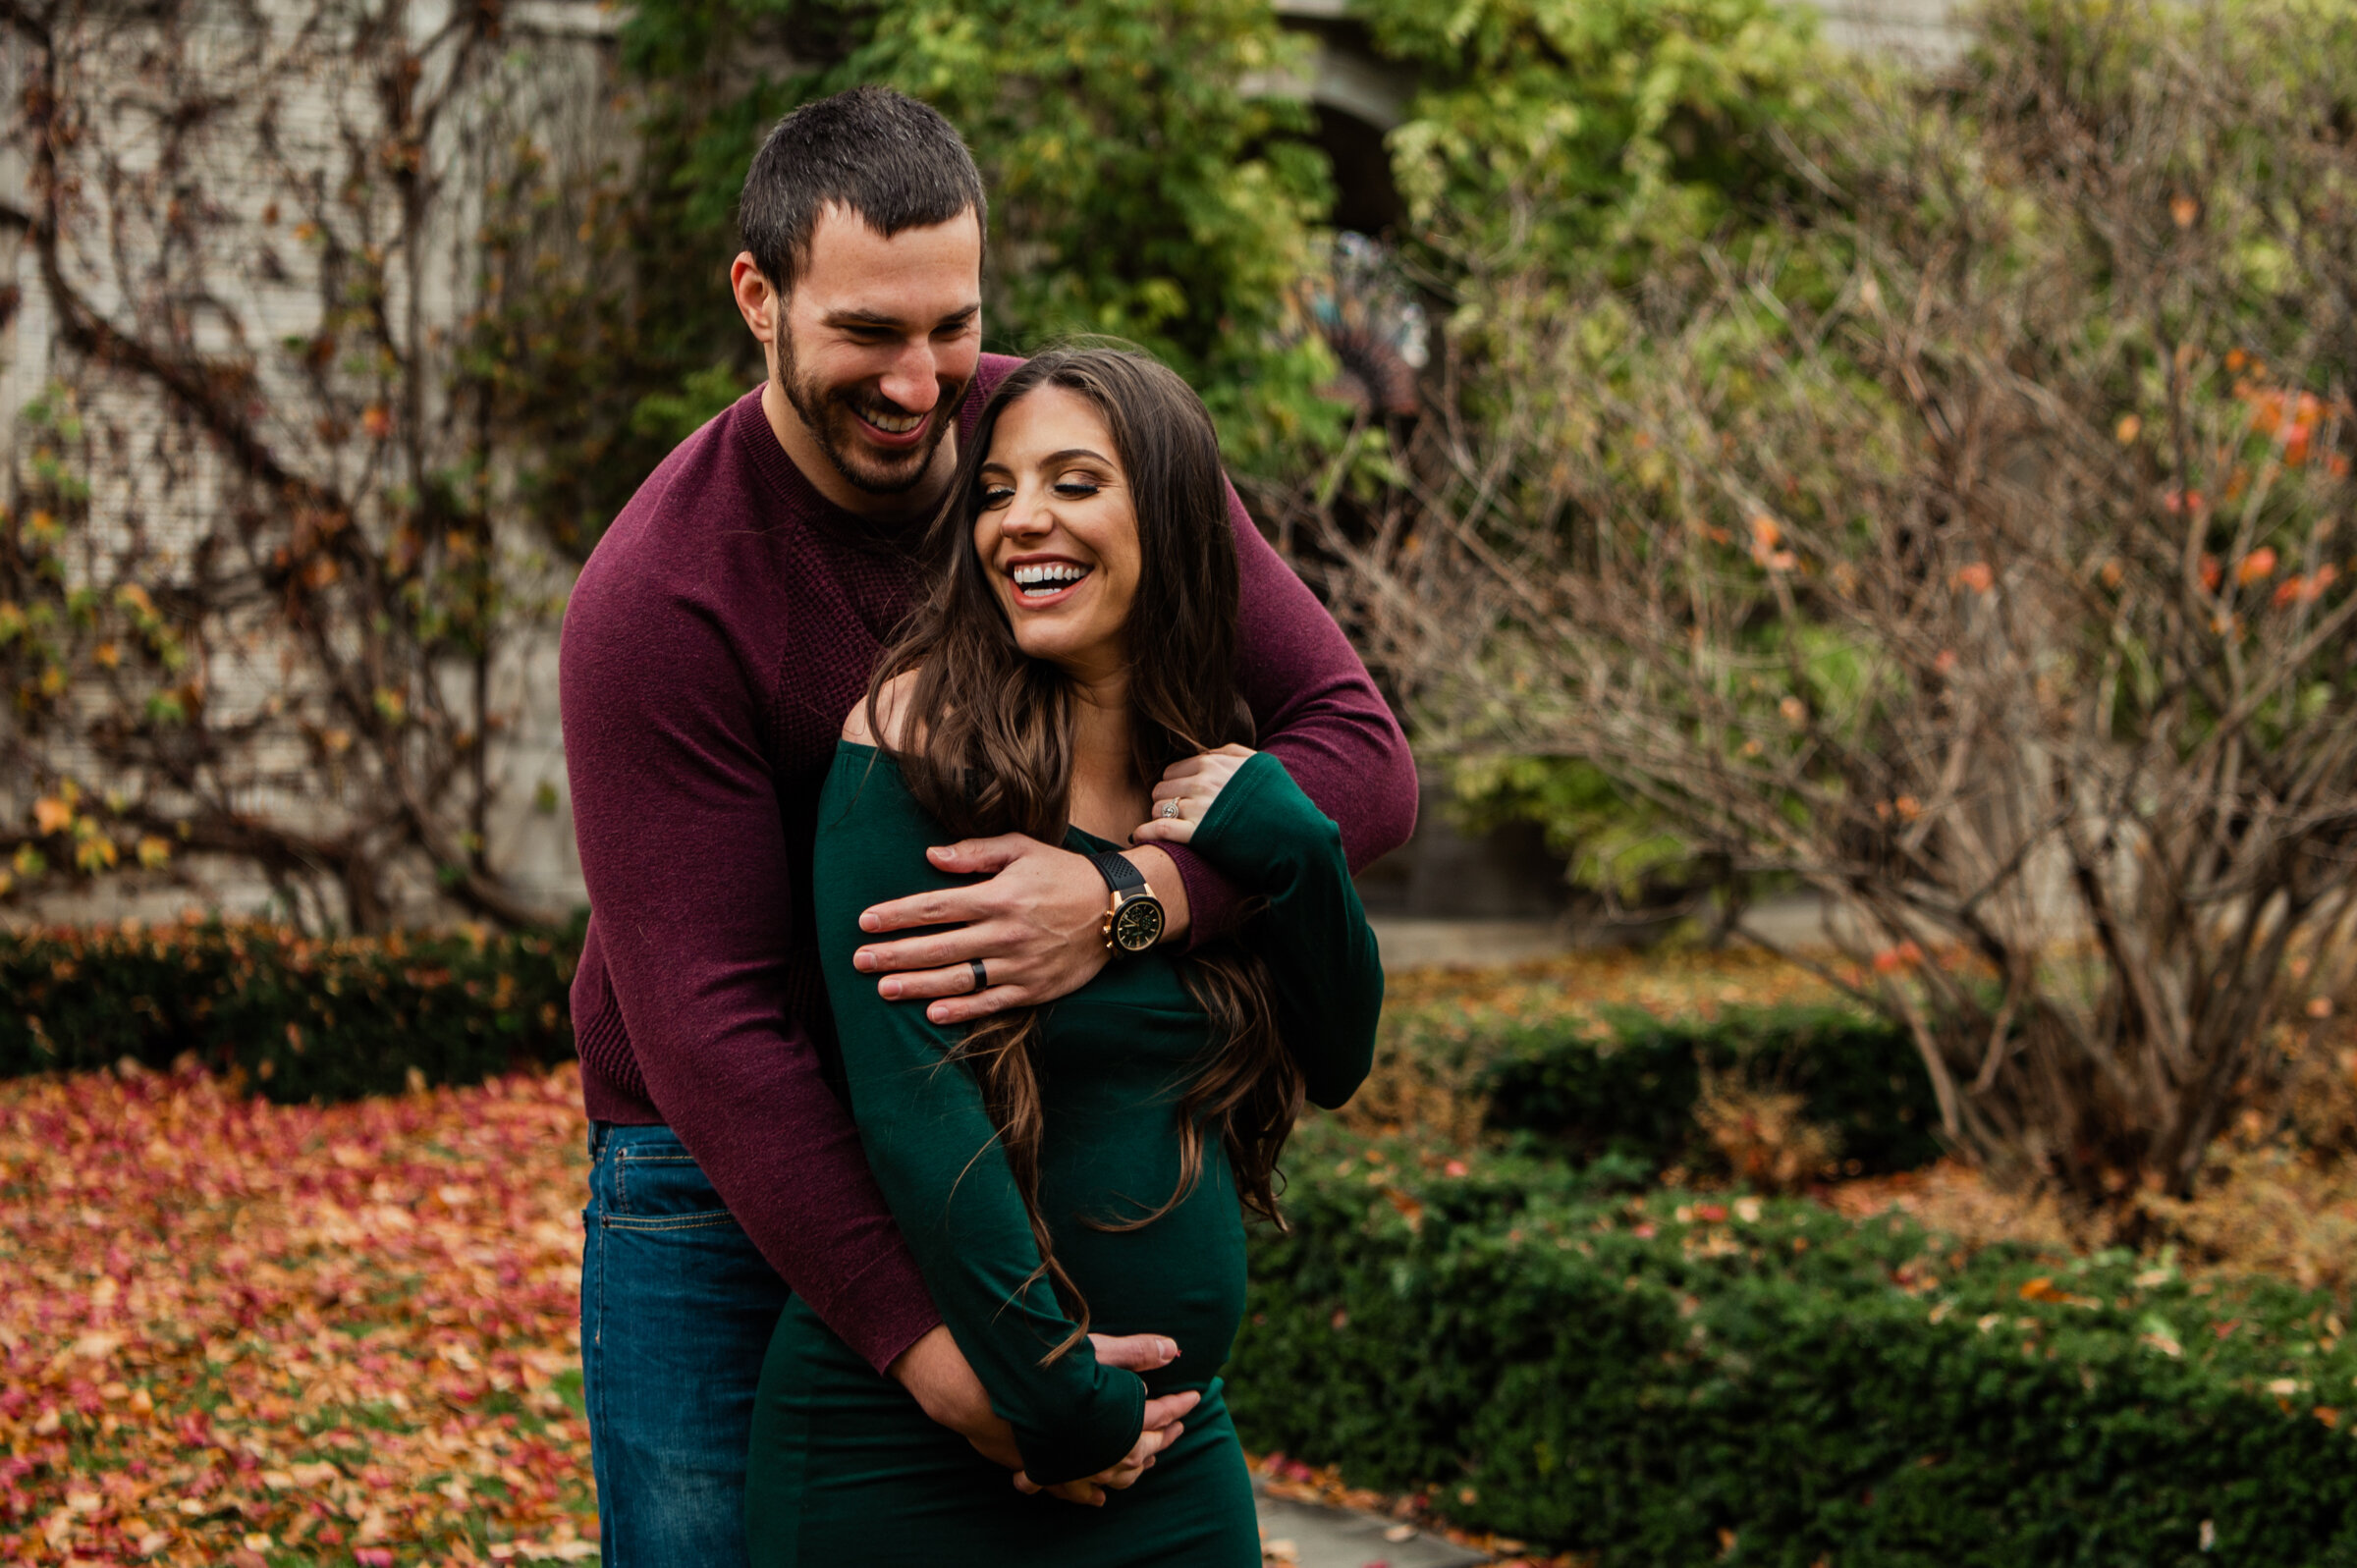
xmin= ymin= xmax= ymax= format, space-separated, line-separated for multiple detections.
xmin=969 ymin=958 xmax=988 ymax=993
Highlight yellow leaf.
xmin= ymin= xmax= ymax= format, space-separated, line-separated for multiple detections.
xmin=137 ymin=836 xmax=172 ymax=868
xmin=33 ymin=797 xmax=71 ymax=835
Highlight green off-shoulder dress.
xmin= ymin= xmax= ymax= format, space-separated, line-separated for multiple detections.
xmin=743 ymin=743 xmax=1382 ymax=1568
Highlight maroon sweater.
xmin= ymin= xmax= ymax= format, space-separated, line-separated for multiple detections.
xmin=560 ymin=358 xmax=1416 ymax=1374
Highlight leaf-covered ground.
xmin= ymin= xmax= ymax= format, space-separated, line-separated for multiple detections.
xmin=0 ymin=1059 xmax=597 ymax=1566
xmin=5 ymin=946 xmax=2348 ymax=1565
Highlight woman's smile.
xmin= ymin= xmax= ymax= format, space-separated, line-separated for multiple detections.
xmin=1006 ymin=554 xmax=1095 ymax=604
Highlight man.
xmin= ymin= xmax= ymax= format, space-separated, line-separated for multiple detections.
xmin=561 ymin=85 xmax=1416 ymax=1564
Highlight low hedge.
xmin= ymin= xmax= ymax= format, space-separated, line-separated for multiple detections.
xmin=0 ymin=918 xmax=579 ymax=1102
xmin=1477 ymin=1003 xmax=1945 ymax=1176
xmin=1233 ymin=1119 xmax=2357 ymax=1565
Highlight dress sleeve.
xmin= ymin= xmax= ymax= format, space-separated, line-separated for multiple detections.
xmin=1184 ymin=752 xmax=1383 ymax=1109
xmin=811 ymin=751 xmax=1146 ymax=1486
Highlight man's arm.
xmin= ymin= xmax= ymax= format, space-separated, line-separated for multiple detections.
xmin=1162 ymin=480 xmax=1419 ymax=941
xmin=561 ymin=567 xmax=939 ymax=1377
xmin=855 ymin=480 xmax=1417 ymax=1020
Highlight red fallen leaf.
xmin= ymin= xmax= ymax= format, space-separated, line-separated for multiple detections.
xmin=1379 ymin=1185 xmax=1425 ymax=1232
xmin=1872 ymin=941 xmax=1926 ymax=974
xmin=1695 ymin=1204 xmax=1728 ymax=1223
xmin=356 ymin=1549 xmax=395 ymax=1567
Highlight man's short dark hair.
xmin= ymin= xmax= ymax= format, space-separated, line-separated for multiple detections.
xmin=740 ymin=86 xmax=987 ymax=296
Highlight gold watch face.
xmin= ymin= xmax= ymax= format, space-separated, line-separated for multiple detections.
xmin=1111 ymin=894 xmax=1165 ymax=953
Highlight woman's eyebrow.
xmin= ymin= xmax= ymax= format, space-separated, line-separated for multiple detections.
xmin=1040 ymin=448 xmax=1111 ymax=467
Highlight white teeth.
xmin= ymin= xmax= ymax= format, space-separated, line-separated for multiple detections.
xmin=864 ymin=408 xmax=922 ymax=434
xmin=1012 ymin=563 xmax=1090 ymax=591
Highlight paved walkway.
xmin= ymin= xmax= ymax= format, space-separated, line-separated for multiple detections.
xmin=1255 ymin=1487 xmax=1489 ymax=1568
xmin=1368 ymin=892 xmax=1873 ymax=970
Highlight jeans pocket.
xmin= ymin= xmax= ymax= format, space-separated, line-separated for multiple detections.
xmin=604 ymin=1131 xmax=737 ymax=1230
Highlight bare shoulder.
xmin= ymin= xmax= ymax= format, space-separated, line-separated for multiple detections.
xmin=841 ymin=669 xmax=922 ymax=749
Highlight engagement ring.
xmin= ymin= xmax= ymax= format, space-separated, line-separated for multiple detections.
xmin=1159 ymin=798 xmax=1181 ymax=820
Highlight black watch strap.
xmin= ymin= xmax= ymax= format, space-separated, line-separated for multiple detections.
xmin=1087 ymin=850 xmax=1145 ymax=895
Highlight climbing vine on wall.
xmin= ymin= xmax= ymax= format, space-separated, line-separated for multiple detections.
xmin=1 ymin=0 xmax=593 ymax=928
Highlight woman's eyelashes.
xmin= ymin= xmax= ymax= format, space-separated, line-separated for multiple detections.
xmin=977 ymin=471 xmax=1106 ymax=510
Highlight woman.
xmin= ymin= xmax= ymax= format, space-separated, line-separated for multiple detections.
xmin=743 ymin=348 xmax=1383 ymax=1566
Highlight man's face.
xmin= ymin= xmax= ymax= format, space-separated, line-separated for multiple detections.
xmin=773 ymin=205 xmax=984 ymax=496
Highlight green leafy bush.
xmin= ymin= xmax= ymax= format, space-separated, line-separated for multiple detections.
xmin=1236 ymin=1119 xmax=2357 ymax=1564
xmin=1478 ymin=1003 xmax=1943 ymax=1177
xmin=0 ymin=919 xmax=580 ymax=1103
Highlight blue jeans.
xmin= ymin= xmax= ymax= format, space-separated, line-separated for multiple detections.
xmin=581 ymin=1122 xmax=793 ymax=1567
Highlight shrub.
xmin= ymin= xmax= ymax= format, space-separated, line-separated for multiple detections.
xmin=0 ymin=918 xmax=579 ymax=1103
xmin=1330 ymin=0 xmax=2357 ymax=1206
xmin=1478 ymin=1004 xmax=1943 ymax=1178
xmin=1235 ymin=1119 xmax=2357 ymax=1564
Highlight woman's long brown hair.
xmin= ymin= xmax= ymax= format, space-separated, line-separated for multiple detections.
xmin=864 ymin=347 xmax=1302 ymax=1362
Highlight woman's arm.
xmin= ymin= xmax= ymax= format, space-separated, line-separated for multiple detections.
xmin=812 ymin=742 xmax=1146 ymax=1487
xmin=1175 ymin=752 xmax=1383 ymax=1108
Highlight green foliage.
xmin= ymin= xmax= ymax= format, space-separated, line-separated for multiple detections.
xmin=613 ymin=0 xmax=1345 ymax=478
xmin=1447 ymin=755 xmax=1706 ymax=903
xmin=1362 ymin=0 xmax=1833 ymax=274
xmin=0 ymin=919 xmax=582 ymax=1103
xmin=1366 ymin=0 xmax=2357 ymax=1197
xmin=468 ymin=127 xmax=744 ymax=558
xmin=1348 ymin=0 xmax=1839 ymax=897
xmin=1478 ymin=1003 xmax=1943 ymax=1176
xmin=1236 ymin=1117 xmax=2357 ymax=1563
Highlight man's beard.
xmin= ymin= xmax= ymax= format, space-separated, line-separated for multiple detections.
xmin=778 ymin=328 xmax=963 ymax=498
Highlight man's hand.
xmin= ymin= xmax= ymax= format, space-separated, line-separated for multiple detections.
xmin=1013 ymin=1387 xmax=1200 ymax=1506
xmin=888 ymin=1324 xmax=1182 ymax=1486
xmin=856 ymin=836 xmax=1190 ymax=1025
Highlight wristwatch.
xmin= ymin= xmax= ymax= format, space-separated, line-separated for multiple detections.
xmin=1086 ymin=851 xmax=1166 ymax=954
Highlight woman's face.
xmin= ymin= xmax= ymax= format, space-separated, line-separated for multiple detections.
xmin=973 ymin=385 xmax=1143 ymax=684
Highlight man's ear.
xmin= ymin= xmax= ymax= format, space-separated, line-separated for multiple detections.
xmin=731 ymin=251 xmax=779 ymax=347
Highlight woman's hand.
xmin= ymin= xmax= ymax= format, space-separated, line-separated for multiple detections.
xmin=1012 ymin=1387 xmax=1201 ymax=1505
xmin=1128 ymin=744 xmax=1257 ymax=848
